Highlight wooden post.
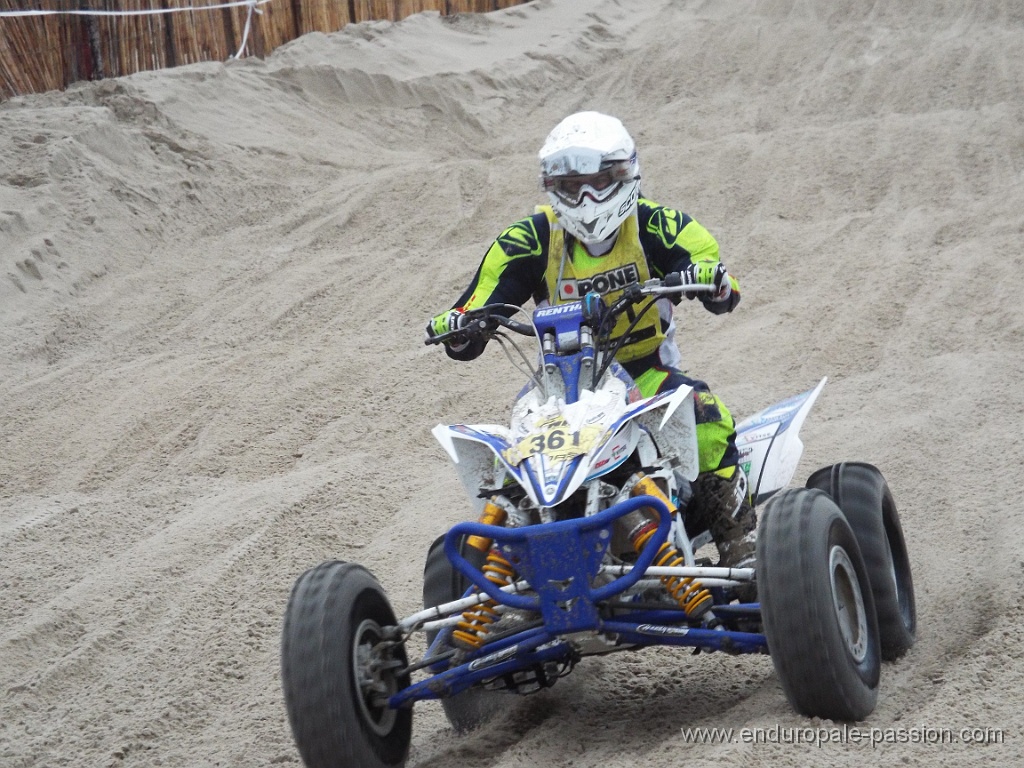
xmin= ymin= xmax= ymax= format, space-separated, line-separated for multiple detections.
xmin=221 ymin=2 xmax=236 ymax=57
xmin=79 ymin=0 xmax=105 ymax=79
xmin=160 ymin=0 xmax=176 ymax=67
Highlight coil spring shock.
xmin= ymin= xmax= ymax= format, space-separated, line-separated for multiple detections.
xmin=627 ymin=474 xmax=713 ymax=619
xmin=630 ymin=523 xmax=713 ymax=618
xmin=451 ymin=547 xmax=516 ymax=650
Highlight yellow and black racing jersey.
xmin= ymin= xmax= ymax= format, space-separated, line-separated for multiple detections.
xmin=445 ymin=198 xmax=740 ymax=361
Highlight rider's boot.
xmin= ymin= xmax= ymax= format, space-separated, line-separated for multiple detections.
xmin=691 ymin=468 xmax=758 ymax=601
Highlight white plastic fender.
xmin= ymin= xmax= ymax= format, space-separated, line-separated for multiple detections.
xmin=432 ymin=423 xmax=511 ymax=516
xmin=735 ymin=377 xmax=827 ymax=503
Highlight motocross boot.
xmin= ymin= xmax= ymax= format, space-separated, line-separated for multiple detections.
xmin=690 ymin=469 xmax=757 ymax=601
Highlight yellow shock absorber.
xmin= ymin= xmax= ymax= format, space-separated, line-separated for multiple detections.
xmin=452 ymin=498 xmax=515 ymax=649
xmin=452 ymin=547 xmax=516 ymax=649
xmin=465 ymin=499 xmax=508 ymax=553
xmin=628 ymin=475 xmax=713 ymax=619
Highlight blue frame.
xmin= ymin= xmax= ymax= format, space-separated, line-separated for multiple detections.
xmin=392 ymin=494 xmax=766 ymax=710
xmin=444 ymin=494 xmax=670 ymax=619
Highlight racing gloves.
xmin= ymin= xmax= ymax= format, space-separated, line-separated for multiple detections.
xmin=683 ymin=261 xmax=733 ymax=303
xmin=425 ymin=308 xmax=467 ymax=341
xmin=425 ymin=307 xmax=483 ymax=359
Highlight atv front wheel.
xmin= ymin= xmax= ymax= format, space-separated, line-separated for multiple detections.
xmin=758 ymin=488 xmax=881 ymax=721
xmin=807 ymin=462 xmax=916 ymax=660
xmin=281 ymin=561 xmax=411 ymax=768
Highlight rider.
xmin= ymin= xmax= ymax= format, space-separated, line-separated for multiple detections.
xmin=425 ymin=110 xmax=756 ymax=572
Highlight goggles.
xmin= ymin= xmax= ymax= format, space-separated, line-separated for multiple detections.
xmin=541 ymin=159 xmax=636 ymax=207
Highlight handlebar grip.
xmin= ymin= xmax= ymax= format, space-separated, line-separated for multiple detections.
xmin=503 ymin=319 xmax=536 ymax=336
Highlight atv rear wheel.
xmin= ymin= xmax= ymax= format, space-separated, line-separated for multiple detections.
xmin=423 ymin=534 xmax=505 ymax=733
xmin=758 ymin=488 xmax=881 ymax=721
xmin=282 ymin=561 xmax=411 ymax=768
xmin=806 ymin=462 xmax=916 ymax=660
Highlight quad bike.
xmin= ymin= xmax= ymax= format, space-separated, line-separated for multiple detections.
xmin=280 ymin=276 xmax=917 ymax=768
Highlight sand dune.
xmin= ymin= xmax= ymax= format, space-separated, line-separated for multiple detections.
xmin=2 ymin=1 xmax=1023 ymax=765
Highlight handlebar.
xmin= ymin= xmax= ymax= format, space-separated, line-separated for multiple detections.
xmin=600 ymin=274 xmax=714 ymax=320
xmin=424 ymin=306 xmax=536 ymax=346
xmin=424 ymin=275 xmax=715 ymax=347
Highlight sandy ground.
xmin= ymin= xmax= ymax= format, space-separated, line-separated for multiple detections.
xmin=2 ymin=0 xmax=1024 ymax=765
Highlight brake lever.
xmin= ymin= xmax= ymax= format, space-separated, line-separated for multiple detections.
xmin=605 ymin=283 xmax=644 ymax=318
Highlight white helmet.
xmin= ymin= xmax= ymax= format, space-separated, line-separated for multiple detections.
xmin=539 ymin=111 xmax=641 ymax=245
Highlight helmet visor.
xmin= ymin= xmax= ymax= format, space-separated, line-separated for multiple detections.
xmin=541 ymin=159 xmax=636 ymax=208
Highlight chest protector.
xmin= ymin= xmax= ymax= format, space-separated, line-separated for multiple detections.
xmin=539 ymin=206 xmax=663 ymax=363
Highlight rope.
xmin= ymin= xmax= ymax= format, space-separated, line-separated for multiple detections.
xmin=0 ymin=0 xmax=270 ymax=58
xmin=0 ymin=0 xmax=270 ymax=18
xmin=233 ymin=0 xmax=261 ymax=59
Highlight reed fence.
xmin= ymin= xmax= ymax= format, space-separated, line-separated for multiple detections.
xmin=0 ymin=0 xmax=530 ymax=98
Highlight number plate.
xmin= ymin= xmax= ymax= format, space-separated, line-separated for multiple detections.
xmin=503 ymin=419 xmax=605 ymax=465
